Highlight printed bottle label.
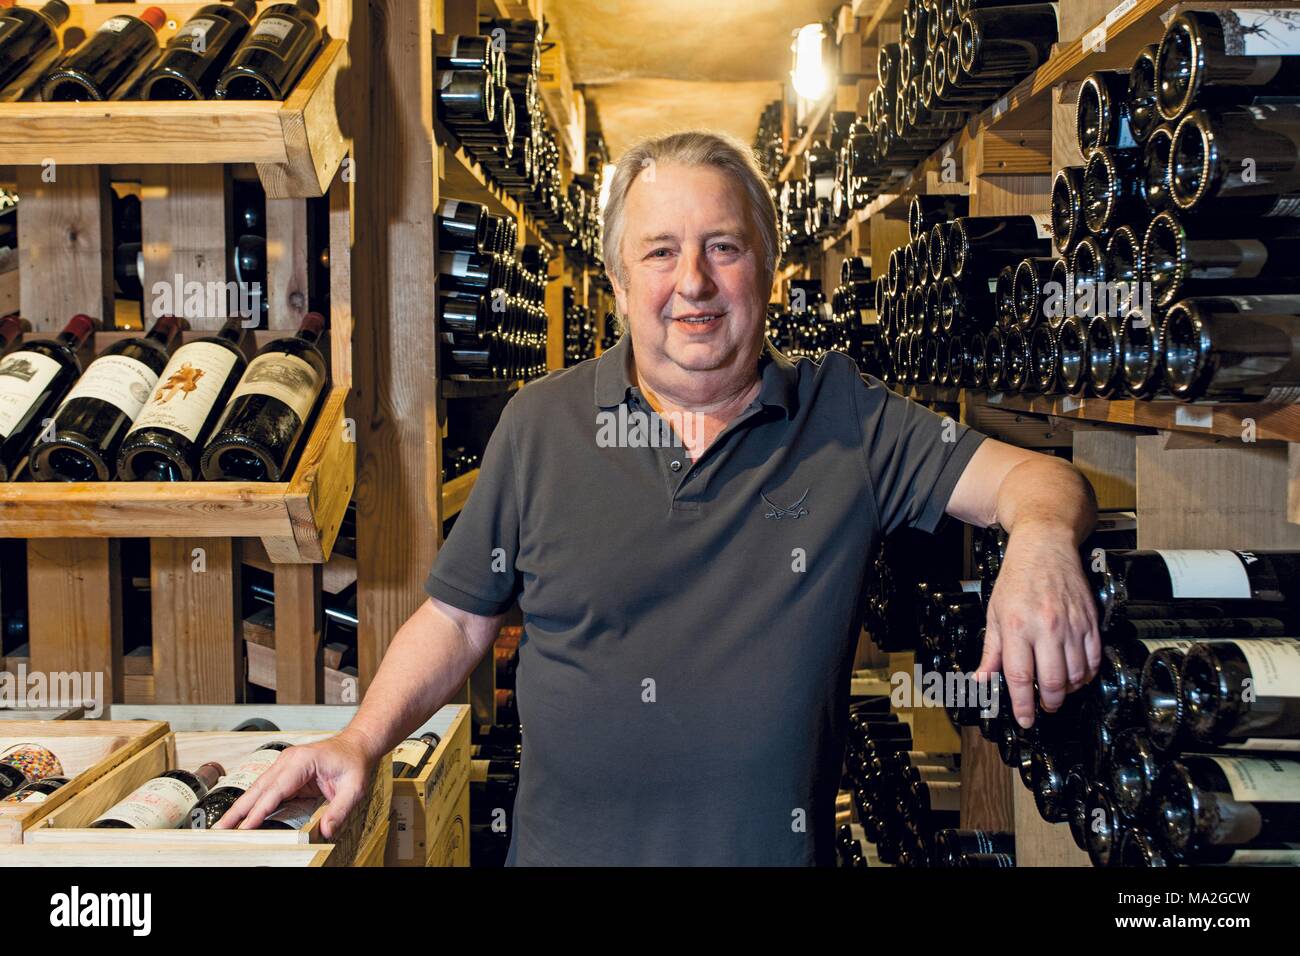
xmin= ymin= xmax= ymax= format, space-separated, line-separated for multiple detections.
xmin=252 ymin=16 xmax=295 ymax=43
xmin=98 ymin=16 xmax=133 ymax=34
xmin=126 ymin=341 xmax=240 ymax=441
xmin=175 ymin=16 xmax=220 ymax=48
xmin=392 ymin=739 xmax=432 ymax=770
xmin=1154 ymin=549 xmax=1252 ymax=599
xmin=1211 ymin=755 xmax=1300 ymax=802
xmin=227 ymin=352 xmax=322 ymax=423
xmin=0 ymin=350 xmax=62 ymax=439
xmin=1224 ymin=10 xmax=1300 ymax=56
xmin=94 ymin=777 xmax=200 ymax=829
xmin=214 ymin=747 xmax=283 ymax=794
xmin=264 ymin=796 xmax=323 ymax=829
xmin=1234 ymin=638 xmax=1300 ymax=698
xmin=57 ymin=354 xmax=159 ymax=421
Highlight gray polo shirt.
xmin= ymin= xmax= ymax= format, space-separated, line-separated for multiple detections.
xmin=425 ymin=333 xmax=987 ymax=866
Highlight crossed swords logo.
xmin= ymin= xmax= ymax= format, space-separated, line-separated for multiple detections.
xmin=761 ymin=487 xmax=810 ymax=520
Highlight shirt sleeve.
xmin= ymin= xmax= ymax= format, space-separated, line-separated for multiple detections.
xmin=424 ymin=397 xmax=523 ymax=616
xmin=852 ymin=372 xmax=988 ymax=536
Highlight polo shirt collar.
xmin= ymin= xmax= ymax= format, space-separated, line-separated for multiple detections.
xmin=593 ymin=332 xmax=798 ymax=418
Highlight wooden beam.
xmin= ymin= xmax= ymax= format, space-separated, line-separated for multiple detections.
xmin=27 ymin=539 xmax=122 ymax=708
xmin=149 ymin=538 xmax=242 ymax=704
xmin=140 ymin=166 xmax=231 ymax=331
xmin=274 ymin=562 xmax=324 ymax=703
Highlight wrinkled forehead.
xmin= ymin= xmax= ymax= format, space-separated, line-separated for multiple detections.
xmin=624 ymin=162 xmax=755 ymax=240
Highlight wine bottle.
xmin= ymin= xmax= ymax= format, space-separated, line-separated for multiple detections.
xmin=40 ymin=6 xmax=166 ymax=101
xmin=1118 ymin=308 xmax=1162 ymax=399
xmin=1002 ymin=325 xmax=1030 ymax=392
xmin=1093 ymin=550 xmax=1300 ymax=628
xmin=983 ymin=326 xmax=1006 ymax=390
xmin=948 ymin=216 xmax=1052 ymax=280
xmin=1142 ymin=123 xmax=1175 ymax=212
xmin=908 ymin=194 xmax=968 ymax=242
xmin=392 ymin=731 xmax=442 ymax=778
xmin=1056 ymin=313 xmax=1088 ymax=394
xmin=30 ymin=314 xmax=183 ymax=482
xmin=438 ymin=198 xmax=489 ymax=253
xmin=1153 ymin=754 xmax=1300 ymax=864
xmin=0 ymin=0 xmax=69 ymax=100
xmin=1097 ymin=624 xmax=1291 ymax=729
xmin=189 ymin=742 xmax=290 ymax=828
xmin=0 ymin=313 xmax=95 ymax=481
xmin=1082 ymin=146 xmax=1144 ymax=236
xmin=214 ymin=0 xmax=321 ymax=100
xmin=91 ymin=762 xmax=224 ymax=828
xmin=1066 ymin=767 xmax=1091 ymax=850
xmin=1162 ymin=295 xmax=1300 ymax=403
xmin=1084 ymin=784 xmax=1123 ymax=867
xmin=1077 ymin=71 xmax=1137 ymax=152
xmin=1156 ymin=10 xmax=1300 ymax=122
xmin=259 ymin=795 xmax=324 ymax=830
xmin=1028 ymin=322 xmax=1059 ymax=394
xmin=138 ymin=0 xmax=258 ymax=100
xmin=231 ymin=717 xmax=280 ymax=732
xmin=1170 ymin=105 xmax=1300 ymax=218
xmin=958 ymin=5 xmax=1058 ymax=77
xmin=0 ymin=743 xmax=63 ymax=799
xmin=1181 ymin=638 xmax=1300 ymax=749
xmin=1118 ymin=828 xmax=1170 ymax=867
xmin=115 ymin=316 xmax=249 ymax=481
xmin=1050 ymin=166 xmax=1084 ymax=255
xmin=1070 ymin=237 xmax=1106 ymax=321
xmin=1012 ymin=256 xmax=1057 ymax=330
xmin=0 ymin=775 xmax=68 ymax=804
xmin=1109 ymin=727 xmax=1166 ymax=820
xmin=1127 ymin=44 xmax=1161 ymax=144
xmin=200 ymin=311 xmax=326 ymax=481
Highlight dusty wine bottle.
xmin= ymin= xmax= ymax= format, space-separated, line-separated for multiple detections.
xmin=41 ymin=5 xmax=166 ymax=101
xmin=30 ymin=314 xmax=183 ymax=482
xmin=199 ymin=311 xmax=326 ymax=481
xmin=91 ymin=762 xmax=224 ymax=828
xmin=116 ymin=315 xmax=250 ymax=481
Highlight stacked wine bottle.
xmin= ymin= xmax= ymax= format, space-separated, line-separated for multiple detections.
xmin=0 ymin=309 xmax=328 ymax=482
xmin=879 ymin=8 xmax=1300 ymax=402
xmin=767 ymin=0 xmax=1058 ymax=253
xmin=438 ymin=197 xmax=549 ymax=382
xmin=0 ymin=0 xmax=325 ymax=102
xmin=766 ymin=278 xmax=858 ymax=362
xmin=563 ymin=287 xmax=598 ymax=366
xmin=435 ymin=19 xmax=604 ymax=261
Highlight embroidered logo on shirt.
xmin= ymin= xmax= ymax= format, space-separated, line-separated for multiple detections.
xmin=761 ymin=488 xmax=810 ymax=519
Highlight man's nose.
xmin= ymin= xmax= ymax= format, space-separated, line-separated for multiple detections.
xmin=675 ymin=247 xmax=718 ymax=300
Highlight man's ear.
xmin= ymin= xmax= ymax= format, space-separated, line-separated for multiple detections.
xmin=606 ymin=266 xmax=628 ymax=317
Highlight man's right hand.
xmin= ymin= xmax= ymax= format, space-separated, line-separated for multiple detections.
xmin=214 ymin=730 xmax=376 ymax=838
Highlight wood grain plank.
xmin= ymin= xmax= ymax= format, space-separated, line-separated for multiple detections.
xmin=149 ymin=537 xmax=242 ymax=704
xmin=274 ymin=561 xmax=324 ymax=703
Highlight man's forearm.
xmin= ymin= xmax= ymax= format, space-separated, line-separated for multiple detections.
xmin=995 ymin=455 xmax=1097 ymax=545
xmin=336 ymin=602 xmax=486 ymax=764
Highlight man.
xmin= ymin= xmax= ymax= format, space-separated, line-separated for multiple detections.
xmin=219 ymin=130 xmax=1100 ymax=865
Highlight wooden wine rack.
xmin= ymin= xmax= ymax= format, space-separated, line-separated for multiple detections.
xmin=813 ymin=0 xmax=1300 ymax=866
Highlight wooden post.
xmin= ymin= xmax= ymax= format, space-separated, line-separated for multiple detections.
xmin=140 ymin=166 xmax=231 ymax=331
xmin=150 ymin=538 xmax=242 ymax=704
xmin=274 ymin=562 xmax=324 ymax=703
xmin=27 ymin=539 xmax=122 ymax=709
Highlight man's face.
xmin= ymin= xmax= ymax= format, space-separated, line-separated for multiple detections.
xmin=610 ymin=162 xmax=769 ymax=387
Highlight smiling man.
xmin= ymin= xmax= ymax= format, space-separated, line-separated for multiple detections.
xmin=219 ymin=130 xmax=1101 ymax=866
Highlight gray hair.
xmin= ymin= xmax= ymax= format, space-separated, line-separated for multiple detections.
xmin=601 ymin=129 xmax=779 ymax=335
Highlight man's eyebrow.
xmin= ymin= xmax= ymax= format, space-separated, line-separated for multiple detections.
xmin=635 ymin=228 xmax=748 ymax=244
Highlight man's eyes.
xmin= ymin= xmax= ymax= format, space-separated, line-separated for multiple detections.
xmin=645 ymin=243 xmax=740 ymax=258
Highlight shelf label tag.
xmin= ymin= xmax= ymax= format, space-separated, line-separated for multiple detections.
xmin=1174 ymin=406 xmax=1214 ymax=429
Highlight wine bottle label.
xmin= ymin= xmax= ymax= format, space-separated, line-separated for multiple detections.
xmin=1221 ymin=738 xmax=1300 ymax=752
xmin=1223 ymin=11 xmax=1300 ymax=56
xmin=94 ymin=777 xmax=201 ymax=829
xmin=263 ymin=796 xmax=322 ymax=829
xmin=215 ymin=747 xmax=283 ymax=794
xmin=228 ymin=352 xmax=322 ymax=424
xmin=0 ymin=349 xmax=62 ymax=439
xmin=1262 ymin=385 xmax=1300 ymax=403
xmin=251 ymin=16 xmax=295 ymax=45
xmin=444 ymin=252 xmax=475 ymax=278
xmin=392 ymin=739 xmax=432 ymax=765
xmin=57 ymin=354 xmax=160 ymax=421
xmin=1138 ymin=637 xmax=1236 ymax=652
xmin=441 ymin=199 xmax=461 ymax=219
xmin=1232 ymin=638 xmax=1300 ymax=697
xmin=1153 ymin=549 xmax=1252 ymax=598
xmin=176 ymin=17 xmax=220 ymax=46
xmin=125 ymin=341 xmax=240 ymax=442
xmin=99 ymin=16 xmax=133 ymax=33
xmin=960 ymin=580 xmax=982 ymax=593
xmin=1264 ymin=196 xmax=1300 ymax=218
xmin=1 ymin=789 xmax=50 ymax=804
xmin=1210 ymin=755 xmax=1300 ymax=802
xmin=1031 ymin=214 xmax=1053 ymax=240
xmin=1226 ymin=848 xmax=1300 ymax=863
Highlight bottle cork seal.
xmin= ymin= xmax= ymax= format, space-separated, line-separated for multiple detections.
xmin=140 ymin=6 xmax=167 ymax=31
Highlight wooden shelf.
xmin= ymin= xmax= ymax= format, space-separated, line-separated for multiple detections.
xmin=442 ymin=468 xmax=479 ymax=519
xmin=436 ymin=131 xmax=554 ymax=251
xmin=899 ymin=384 xmax=1300 ymax=444
xmin=779 ymin=95 xmax=834 ymax=183
xmin=439 ymin=377 xmax=524 ymax=398
xmin=0 ymin=39 xmax=350 ymax=199
xmin=0 ymin=386 xmax=355 ymax=563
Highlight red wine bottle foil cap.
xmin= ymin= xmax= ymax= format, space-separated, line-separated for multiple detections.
xmin=65 ymin=314 xmax=98 ymax=343
xmin=196 ymin=761 xmax=225 ymax=788
xmin=0 ymin=313 xmax=22 ymax=338
xmin=140 ymin=6 xmax=167 ymax=31
xmin=0 ymin=744 xmax=64 ymax=780
xmin=150 ymin=314 xmax=184 ymax=343
xmin=300 ymin=312 xmax=326 ymax=336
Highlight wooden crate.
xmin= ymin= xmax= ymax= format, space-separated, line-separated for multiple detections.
xmin=426 ymin=779 xmax=470 ymax=867
xmin=0 ymin=841 xmax=332 ymax=866
xmin=108 ymin=703 xmax=471 ymax=866
xmin=0 ymin=720 xmax=168 ymax=843
xmin=23 ymin=730 xmax=391 ymax=866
